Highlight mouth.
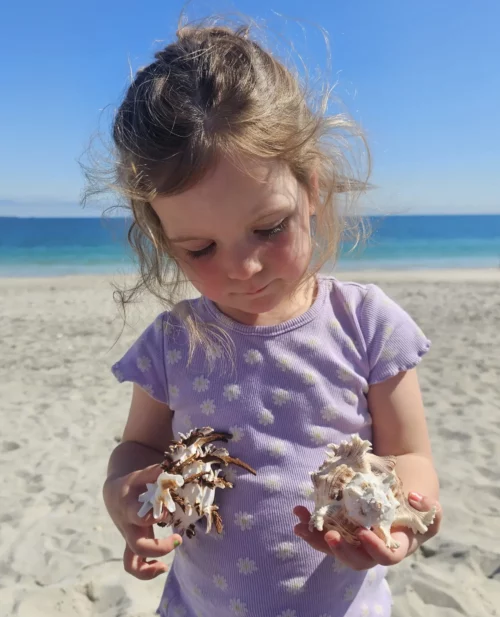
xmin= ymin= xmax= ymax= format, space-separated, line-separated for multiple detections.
xmin=238 ymin=282 xmax=271 ymax=296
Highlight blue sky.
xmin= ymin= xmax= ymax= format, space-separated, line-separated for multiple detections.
xmin=1 ymin=0 xmax=499 ymax=217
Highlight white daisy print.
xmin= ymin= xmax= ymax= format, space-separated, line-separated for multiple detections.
xmin=336 ymin=366 xmax=353 ymax=383
xmin=343 ymin=585 xmax=356 ymax=601
xmin=367 ymin=568 xmax=377 ymax=584
xmin=208 ymin=344 xmax=223 ymax=360
xmin=237 ymin=557 xmax=257 ymax=574
xmin=272 ymin=388 xmax=290 ymax=406
xmin=332 ymin=558 xmax=347 ymax=573
xmin=258 ymin=408 xmax=275 ymax=425
xmin=229 ymin=426 xmax=243 ymax=442
xmin=306 ymin=338 xmax=319 ymax=349
xmin=374 ymin=605 xmax=384 ymax=616
xmin=169 ymin=384 xmax=179 ymax=399
xmin=229 ymin=599 xmax=248 ymax=616
xmin=276 ymin=357 xmax=292 ymax=371
xmin=283 ymin=577 xmax=307 ymax=594
xmin=167 ymin=349 xmax=182 ymax=365
xmin=298 ymin=481 xmax=314 ymax=498
xmin=276 ymin=542 xmax=296 ymax=560
xmin=172 ymin=606 xmax=187 ymax=617
xmin=224 ymin=384 xmax=241 ymax=401
xmin=320 ymin=405 xmax=337 ymax=422
xmin=360 ymin=605 xmax=370 ymax=617
xmin=193 ymin=376 xmax=209 ymax=392
xmin=277 ymin=611 xmax=297 ymax=617
xmin=302 ymin=371 xmax=316 ymax=385
xmin=244 ymin=349 xmax=263 ymax=365
xmin=268 ymin=440 xmax=286 ymax=458
xmin=141 ymin=384 xmax=154 ymax=397
xmin=308 ymin=426 xmax=326 ymax=446
xmin=234 ymin=511 xmax=254 ymax=531
xmin=192 ymin=585 xmax=202 ymax=596
xmin=263 ymin=475 xmax=281 ymax=492
xmin=343 ymin=390 xmax=358 ymax=405
xmin=381 ymin=347 xmax=398 ymax=361
xmin=137 ymin=356 xmax=151 ymax=372
xmin=183 ymin=415 xmax=193 ymax=430
xmin=383 ymin=325 xmax=395 ymax=339
xmin=159 ymin=597 xmax=169 ymax=614
xmin=329 ymin=319 xmax=340 ymax=330
xmin=213 ymin=574 xmax=228 ymax=591
xmin=200 ymin=399 xmax=216 ymax=415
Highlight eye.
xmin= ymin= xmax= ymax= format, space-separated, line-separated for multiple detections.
xmin=255 ymin=218 xmax=288 ymax=239
xmin=186 ymin=243 xmax=216 ymax=259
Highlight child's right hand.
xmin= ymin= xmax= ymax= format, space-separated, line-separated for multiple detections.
xmin=103 ymin=464 xmax=183 ymax=579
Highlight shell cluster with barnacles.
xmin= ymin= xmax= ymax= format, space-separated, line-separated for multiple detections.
xmin=309 ymin=434 xmax=436 ymax=549
xmin=138 ymin=427 xmax=256 ymax=538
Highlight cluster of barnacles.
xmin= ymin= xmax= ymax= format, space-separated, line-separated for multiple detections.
xmin=138 ymin=427 xmax=256 ymax=538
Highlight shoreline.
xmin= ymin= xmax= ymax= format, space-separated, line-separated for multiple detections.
xmin=1 ymin=266 xmax=499 ymax=286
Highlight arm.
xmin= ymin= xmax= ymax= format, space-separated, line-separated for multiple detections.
xmin=294 ymin=368 xmax=442 ymax=569
xmin=369 ymin=367 xmax=439 ymax=505
xmin=103 ymin=384 xmax=182 ymax=580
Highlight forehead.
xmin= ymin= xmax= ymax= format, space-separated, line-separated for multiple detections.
xmin=151 ymin=156 xmax=298 ymax=235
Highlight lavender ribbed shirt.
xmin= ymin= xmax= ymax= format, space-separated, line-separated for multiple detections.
xmin=112 ymin=276 xmax=431 ymax=617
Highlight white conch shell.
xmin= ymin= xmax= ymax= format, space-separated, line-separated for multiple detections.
xmin=138 ymin=427 xmax=256 ymax=538
xmin=309 ymin=434 xmax=436 ymax=549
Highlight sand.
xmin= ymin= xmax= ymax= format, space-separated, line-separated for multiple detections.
xmin=1 ymin=269 xmax=499 ymax=617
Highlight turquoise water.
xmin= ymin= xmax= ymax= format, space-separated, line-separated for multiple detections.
xmin=0 ymin=215 xmax=499 ymax=276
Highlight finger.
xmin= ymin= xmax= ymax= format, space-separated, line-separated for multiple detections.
xmin=294 ymin=522 xmax=332 ymax=555
xmin=293 ymin=506 xmax=311 ymax=524
xmin=125 ymin=523 xmax=183 ymax=559
xmin=123 ymin=545 xmax=169 ymax=580
xmin=325 ymin=533 xmax=377 ymax=571
xmin=408 ymin=493 xmax=443 ymax=537
xmin=357 ymin=530 xmax=407 ymax=566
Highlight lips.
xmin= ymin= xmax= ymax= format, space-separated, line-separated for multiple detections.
xmin=240 ymin=283 xmax=270 ymax=295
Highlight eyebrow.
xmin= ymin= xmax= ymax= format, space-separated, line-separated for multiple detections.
xmin=168 ymin=204 xmax=293 ymax=244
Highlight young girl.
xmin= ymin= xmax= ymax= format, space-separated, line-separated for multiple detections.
xmin=99 ymin=21 xmax=441 ymax=617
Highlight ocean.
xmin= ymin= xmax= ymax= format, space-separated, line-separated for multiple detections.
xmin=0 ymin=215 xmax=499 ymax=277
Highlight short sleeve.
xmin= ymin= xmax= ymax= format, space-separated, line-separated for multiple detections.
xmin=359 ymin=285 xmax=431 ymax=385
xmin=111 ymin=315 xmax=169 ymax=405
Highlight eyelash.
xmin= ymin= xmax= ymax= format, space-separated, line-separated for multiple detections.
xmin=186 ymin=219 xmax=289 ymax=259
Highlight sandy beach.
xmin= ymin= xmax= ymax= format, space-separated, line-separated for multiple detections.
xmin=1 ymin=269 xmax=499 ymax=617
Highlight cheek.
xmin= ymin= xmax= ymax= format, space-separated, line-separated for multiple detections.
xmin=267 ymin=228 xmax=311 ymax=274
xmin=178 ymin=258 xmax=225 ymax=294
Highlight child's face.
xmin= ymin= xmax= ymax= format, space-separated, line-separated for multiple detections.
xmin=151 ymin=155 xmax=315 ymax=324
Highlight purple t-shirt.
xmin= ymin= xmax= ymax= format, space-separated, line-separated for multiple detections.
xmin=112 ymin=276 xmax=430 ymax=617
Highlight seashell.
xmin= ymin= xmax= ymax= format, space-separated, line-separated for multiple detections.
xmin=309 ymin=434 xmax=436 ymax=549
xmin=138 ymin=427 xmax=256 ymax=538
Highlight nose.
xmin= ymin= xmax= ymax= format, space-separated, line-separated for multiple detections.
xmin=226 ymin=245 xmax=263 ymax=281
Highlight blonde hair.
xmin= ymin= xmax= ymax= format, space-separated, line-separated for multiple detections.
xmin=81 ymin=18 xmax=370 ymax=363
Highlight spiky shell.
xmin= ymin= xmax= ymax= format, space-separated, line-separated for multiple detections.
xmin=309 ymin=434 xmax=436 ymax=549
xmin=138 ymin=427 xmax=256 ymax=538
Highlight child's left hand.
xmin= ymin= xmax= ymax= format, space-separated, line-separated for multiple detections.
xmin=293 ymin=493 xmax=442 ymax=571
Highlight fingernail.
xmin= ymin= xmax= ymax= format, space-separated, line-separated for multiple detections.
xmin=173 ymin=539 xmax=181 ymax=547
xmin=409 ymin=492 xmax=423 ymax=502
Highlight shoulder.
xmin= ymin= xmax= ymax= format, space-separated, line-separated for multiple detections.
xmin=319 ymin=274 xmax=395 ymax=320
